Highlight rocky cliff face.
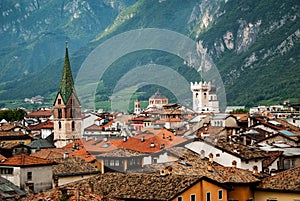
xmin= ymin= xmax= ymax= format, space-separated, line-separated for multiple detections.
xmin=187 ymin=0 xmax=299 ymax=105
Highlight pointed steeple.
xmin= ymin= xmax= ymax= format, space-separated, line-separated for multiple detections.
xmin=59 ymin=41 xmax=75 ymax=103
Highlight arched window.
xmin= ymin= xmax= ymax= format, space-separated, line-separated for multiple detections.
xmin=58 ymin=121 xmax=62 ymax=129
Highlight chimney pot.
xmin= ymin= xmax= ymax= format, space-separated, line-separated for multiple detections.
xmin=232 ymin=160 xmax=237 ymax=168
xmin=253 ymin=165 xmax=259 ymax=176
xmin=207 ymin=161 xmax=213 ymax=172
xmin=208 ymin=153 xmax=213 ymax=162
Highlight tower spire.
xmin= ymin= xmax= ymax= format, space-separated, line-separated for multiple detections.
xmin=59 ymin=41 xmax=75 ymax=102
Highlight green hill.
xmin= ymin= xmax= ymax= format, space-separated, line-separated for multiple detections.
xmin=0 ymin=0 xmax=299 ymax=110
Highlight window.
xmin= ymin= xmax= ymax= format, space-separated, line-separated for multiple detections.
xmin=72 ymin=121 xmax=75 ymax=131
xmin=27 ymin=172 xmax=32 ymax=181
xmin=115 ymin=160 xmax=120 ymax=166
xmin=206 ymin=192 xmax=211 ymax=201
xmin=190 ymin=194 xmax=196 ymax=201
xmin=177 ymin=196 xmax=182 ymax=201
xmin=58 ymin=109 xmax=62 ymax=119
xmin=58 ymin=99 xmax=61 ymax=104
xmin=218 ymin=189 xmax=223 ymax=200
xmin=70 ymin=108 xmax=73 ymax=118
xmin=104 ymin=160 xmax=109 ymax=166
xmin=0 ymin=168 xmax=13 ymax=174
xmin=109 ymin=160 xmax=114 ymax=166
xmin=59 ymin=121 xmax=62 ymax=129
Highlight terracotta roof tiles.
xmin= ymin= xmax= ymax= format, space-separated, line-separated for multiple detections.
xmin=26 ymin=109 xmax=53 ymax=117
xmin=0 ymin=154 xmax=55 ymax=167
xmin=257 ymin=166 xmax=300 ymax=192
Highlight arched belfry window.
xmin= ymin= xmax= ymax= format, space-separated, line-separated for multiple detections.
xmin=58 ymin=109 xmax=62 ymax=119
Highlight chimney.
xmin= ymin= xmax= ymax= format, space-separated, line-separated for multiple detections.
xmin=207 ymin=161 xmax=213 ymax=172
xmin=104 ymin=137 xmax=108 ymax=142
xmin=160 ymin=144 xmax=165 ymax=149
xmin=150 ymin=142 xmax=155 ymax=148
xmin=123 ymin=137 xmax=127 ymax=142
xmin=200 ymin=150 xmax=205 ymax=159
xmin=232 ymin=160 xmax=237 ymax=169
xmin=208 ymin=153 xmax=213 ymax=163
xmin=160 ymin=169 xmax=166 ymax=177
xmin=164 ymin=166 xmax=172 ymax=175
xmin=64 ymin=152 xmax=69 ymax=159
xmin=253 ymin=165 xmax=259 ymax=176
xmin=53 ymin=176 xmax=59 ymax=188
xmin=141 ymin=136 xmax=145 ymax=142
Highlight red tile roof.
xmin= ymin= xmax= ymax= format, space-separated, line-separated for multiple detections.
xmin=0 ymin=154 xmax=55 ymax=167
xmin=29 ymin=120 xmax=54 ymax=130
xmin=70 ymin=148 xmax=96 ymax=163
xmin=257 ymin=166 xmax=300 ymax=192
xmin=63 ymin=139 xmax=84 ymax=149
xmin=84 ymin=128 xmax=187 ymax=154
xmin=26 ymin=109 xmax=53 ymax=117
xmin=30 ymin=148 xmax=73 ymax=159
xmin=262 ymin=151 xmax=283 ymax=168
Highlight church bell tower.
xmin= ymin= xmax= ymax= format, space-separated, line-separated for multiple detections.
xmin=53 ymin=42 xmax=82 ymax=148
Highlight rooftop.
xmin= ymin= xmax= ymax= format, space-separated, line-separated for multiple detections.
xmin=53 ymin=157 xmax=99 ymax=176
xmin=141 ymin=148 xmax=260 ymax=184
xmin=256 ymin=166 xmax=300 ymax=192
xmin=26 ymin=109 xmax=53 ymax=118
xmin=0 ymin=154 xmax=55 ymax=167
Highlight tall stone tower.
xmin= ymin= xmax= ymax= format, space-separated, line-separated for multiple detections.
xmin=134 ymin=99 xmax=141 ymax=115
xmin=53 ymin=42 xmax=82 ymax=148
xmin=191 ymin=81 xmax=219 ymax=113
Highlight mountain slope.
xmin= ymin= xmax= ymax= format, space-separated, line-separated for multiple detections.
xmin=0 ymin=0 xmax=137 ymax=82
xmin=0 ymin=0 xmax=299 ymax=109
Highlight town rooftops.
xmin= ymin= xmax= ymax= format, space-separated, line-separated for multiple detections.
xmin=25 ymin=109 xmax=53 ymax=118
xmin=27 ymin=139 xmax=55 ymax=149
xmin=0 ymin=176 xmax=26 ymax=199
xmin=256 ymin=166 xmax=300 ymax=192
xmin=0 ymin=154 xmax=55 ymax=167
xmin=0 ymin=131 xmax=32 ymax=141
xmin=97 ymin=148 xmax=145 ymax=158
xmin=29 ymin=120 xmax=54 ymax=130
xmin=30 ymin=148 xmax=73 ymax=160
xmin=196 ymin=137 xmax=269 ymax=160
xmin=70 ymin=147 xmax=96 ymax=163
xmin=278 ymin=130 xmax=298 ymax=137
xmin=29 ymin=172 xmax=203 ymax=201
xmin=142 ymin=148 xmax=260 ymax=184
xmin=53 ymin=157 xmax=99 ymax=176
